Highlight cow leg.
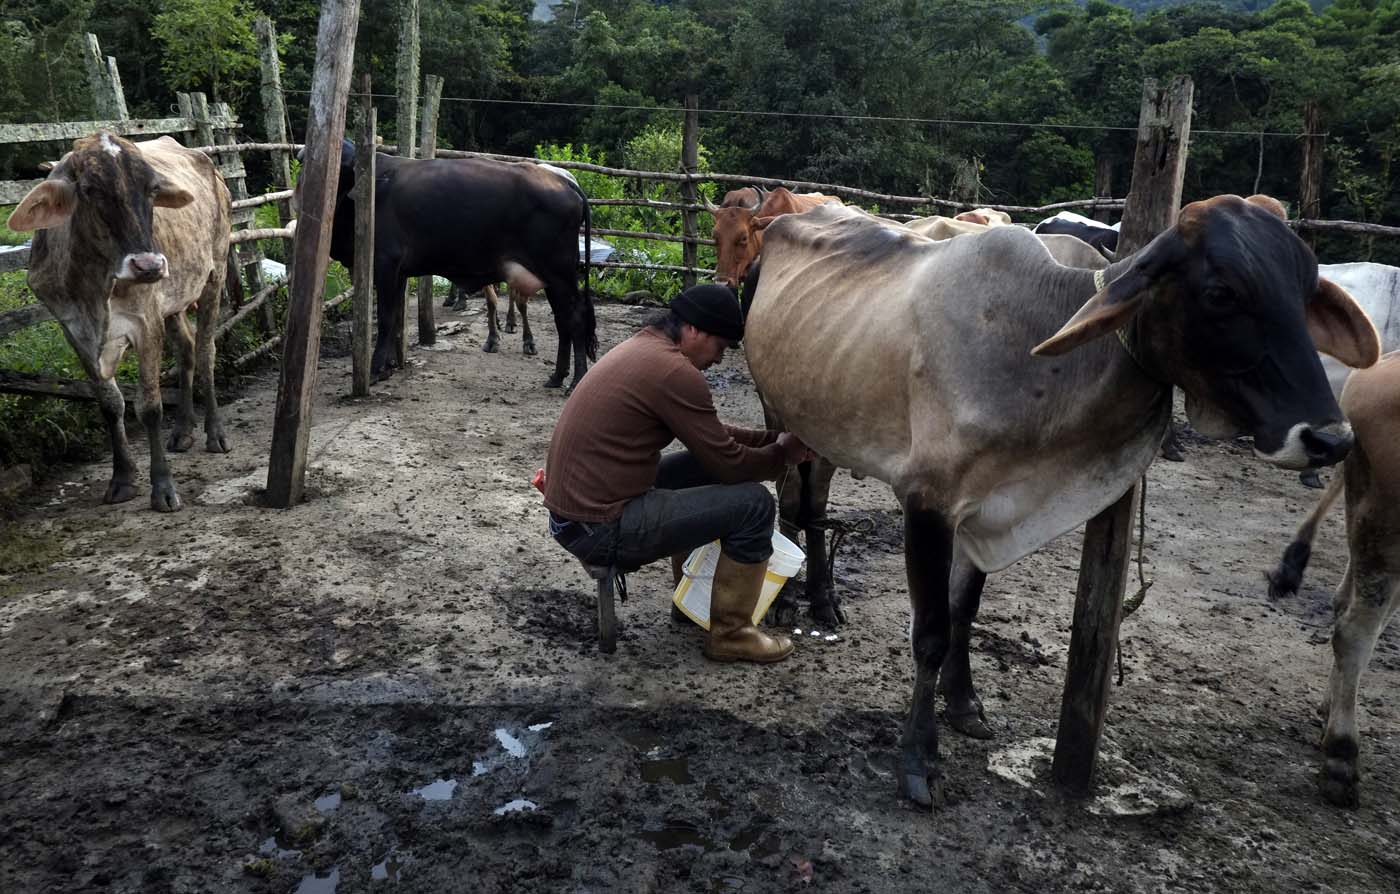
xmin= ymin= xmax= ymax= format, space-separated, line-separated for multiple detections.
xmin=504 ymin=287 xmax=518 ymax=333
xmin=137 ymin=320 xmax=180 ymax=512
xmin=443 ymin=282 xmax=461 ymax=309
xmin=483 ymin=284 xmax=502 ymax=354
xmin=195 ymin=271 xmax=228 ymax=453
xmin=938 ymin=545 xmax=992 ymax=739
xmin=91 ymin=376 xmax=139 ymax=504
xmin=898 ymin=497 xmax=954 ymax=808
xmin=516 ymin=289 xmax=537 ymax=356
xmin=164 ymin=312 xmax=197 ymax=452
xmin=802 ymin=457 xmax=844 ymax=626
xmin=1321 ymin=560 xmax=1398 ymax=808
xmin=370 ymin=268 xmax=407 ymax=381
xmin=545 ymin=293 xmax=572 ymax=390
xmin=771 ymin=461 xmax=803 ymax=626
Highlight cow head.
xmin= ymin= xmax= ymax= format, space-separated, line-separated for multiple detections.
xmin=292 ymin=138 xmax=358 ymax=267
xmin=1033 ymin=194 xmax=1379 ymax=470
xmin=711 ymin=205 xmax=761 ymax=288
xmin=9 ymin=132 xmax=193 ymax=284
xmin=720 ymin=186 xmax=764 ymax=210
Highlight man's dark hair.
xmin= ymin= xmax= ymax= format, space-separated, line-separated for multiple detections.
xmin=643 ymin=307 xmax=686 ymax=342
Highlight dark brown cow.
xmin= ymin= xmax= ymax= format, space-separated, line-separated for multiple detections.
xmin=8 ymin=133 xmax=232 ymax=511
xmin=709 ymin=187 xmax=839 ymax=288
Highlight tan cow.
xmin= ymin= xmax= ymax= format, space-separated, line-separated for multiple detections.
xmin=1268 ymin=352 xmax=1400 ymax=807
xmin=745 ymin=198 xmax=1377 ymax=807
xmin=8 ymin=133 xmax=231 ymax=511
xmin=708 ymin=187 xmax=839 ymax=287
xmin=902 ymin=208 xmax=1012 ymax=240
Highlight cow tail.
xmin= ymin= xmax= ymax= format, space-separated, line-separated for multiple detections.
xmin=568 ymin=178 xmax=597 ymax=361
xmin=1267 ymin=469 xmax=1345 ymax=600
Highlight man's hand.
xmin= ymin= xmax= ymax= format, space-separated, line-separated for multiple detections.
xmin=777 ymin=432 xmax=816 ymax=464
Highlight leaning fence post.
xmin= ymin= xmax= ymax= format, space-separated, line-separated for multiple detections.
xmin=1051 ymin=75 xmax=1193 ymax=796
xmin=1299 ymin=101 xmax=1324 ymax=250
xmin=352 ymin=74 xmax=376 ymax=398
xmin=265 ymin=0 xmax=362 ymax=508
xmin=681 ymin=94 xmax=699 ymax=290
xmin=415 ymin=74 xmax=443 ymax=347
xmin=255 ymin=16 xmax=295 ymax=226
xmin=83 ymin=34 xmax=128 ymax=121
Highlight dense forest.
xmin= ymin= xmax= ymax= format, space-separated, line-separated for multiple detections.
xmin=1 ymin=0 xmax=1397 ymax=246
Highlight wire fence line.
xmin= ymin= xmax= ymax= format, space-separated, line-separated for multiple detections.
xmin=285 ymin=88 xmax=1327 ymax=139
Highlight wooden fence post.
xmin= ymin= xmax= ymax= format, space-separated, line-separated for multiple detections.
xmin=265 ymin=0 xmax=362 ymax=508
xmin=394 ymin=0 xmax=420 ymax=367
xmin=215 ymin=100 xmax=272 ymax=335
xmin=1093 ymin=155 xmax=1114 ymax=224
xmin=353 ymin=75 xmax=376 ymax=398
xmin=83 ymin=34 xmax=128 ymax=121
xmin=415 ymin=74 xmax=443 ymax=346
xmin=1051 ymin=75 xmax=1193 ymax=796
xmin=255 ymin=16 xmax=295 ymax=226
xmin=681 ymin=95 xmax=699 ymax=290
xmin=1299 ymin=101 xmax=1324 ymax=249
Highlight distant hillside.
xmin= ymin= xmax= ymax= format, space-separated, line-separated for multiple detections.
xmin=1108 ymin=0 xmax=1330 ymax=12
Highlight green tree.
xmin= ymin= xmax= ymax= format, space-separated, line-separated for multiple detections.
xmin=151 ymin=0 xmax=258 ymax=103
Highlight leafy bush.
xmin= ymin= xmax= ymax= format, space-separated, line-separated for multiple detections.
xmin=536 ymin=132 xmax=719 ymax=302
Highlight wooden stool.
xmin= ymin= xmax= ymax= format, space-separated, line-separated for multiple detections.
xmin=579 ymin=561 xmax=633 ymax=653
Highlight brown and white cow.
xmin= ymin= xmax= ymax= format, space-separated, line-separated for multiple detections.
xmin=1268 ymin=352 xmax=1400 ymax=807
xmin=8 ymin=133 xmax=232 ymax=511
xmin=744 ymin=197 xmax=1378 ymax=807
xmin=708 ymin=187 xmax=839 ymax=288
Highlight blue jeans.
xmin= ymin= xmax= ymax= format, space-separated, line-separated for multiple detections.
xmin=553 ymin=451 xmax=776 ymax=568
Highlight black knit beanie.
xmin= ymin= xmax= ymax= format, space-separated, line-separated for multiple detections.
xmin=671 ymin=284 xmax=745 ymax=343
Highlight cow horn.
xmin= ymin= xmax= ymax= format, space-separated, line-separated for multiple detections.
xmin=702 ymin=195 xmax=720 ymax=213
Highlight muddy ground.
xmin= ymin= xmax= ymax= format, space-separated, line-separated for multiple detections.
xmin=2 ymin=299 xmax=1398 ymax=894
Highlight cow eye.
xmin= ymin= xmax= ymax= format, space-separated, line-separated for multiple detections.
xmin=1199 ymin=287 xmax=1236 ymax=314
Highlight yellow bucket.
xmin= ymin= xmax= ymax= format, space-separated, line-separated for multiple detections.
xmin=671 ymin=530 xmax=805 ymax=629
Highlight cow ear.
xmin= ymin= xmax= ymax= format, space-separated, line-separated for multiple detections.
xmin=8 ymin=179 xmax=76 ymax=231
xmin=152 ymin=177 xmax=194 ymax=209
xmin=1310 ymin=277 xmax=1380 ymax=368
xmin=754 ymin=215 xmax=778 ymax=231
xmin=1032 ymin=231 xmax=1181 ymax=356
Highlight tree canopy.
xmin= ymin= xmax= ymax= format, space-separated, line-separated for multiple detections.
xmin=3 ymin=0 xmax=1397 ymax=261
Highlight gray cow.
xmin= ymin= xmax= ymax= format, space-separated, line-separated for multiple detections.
xmin=9 ymin=133 xmax=232 ymax=511
xmin=744 ymin=196 xmax=1378 ymax=807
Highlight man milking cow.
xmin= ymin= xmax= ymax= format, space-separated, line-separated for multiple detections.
xmin=542 ymin=284 xmax=813 ymax=663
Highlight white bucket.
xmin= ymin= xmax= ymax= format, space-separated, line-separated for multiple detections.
xmin=672 ymin=530 xmax=805 ymax=630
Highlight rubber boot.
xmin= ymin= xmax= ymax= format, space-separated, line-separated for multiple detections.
xmin=669 ymin=554 xmax=689 ymax=623
xmin=703 ymin=554 xmax=794 ymax=663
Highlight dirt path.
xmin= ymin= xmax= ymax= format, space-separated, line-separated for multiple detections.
xmin=2 ymin=301 xmax=1398 ymax=893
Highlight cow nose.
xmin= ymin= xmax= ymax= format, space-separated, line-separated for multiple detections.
xmin=1300 ymin=427 xmax=1352 ymax=467
xmin=125 ymin=252 xmax=166 ymax=282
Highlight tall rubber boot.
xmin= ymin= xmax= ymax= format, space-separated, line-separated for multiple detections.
xmin=669 ymin=553 xmax=689 ymax=623
xmin=703 ymin=553 xmax=794 ymax=663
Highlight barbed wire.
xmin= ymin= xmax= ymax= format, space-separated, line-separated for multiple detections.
xmin=285 ymin=88 xmax=1327 ymax=138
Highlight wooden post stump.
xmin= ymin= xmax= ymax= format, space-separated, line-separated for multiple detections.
xmin=681 ymin=95 xmax=700 ymax=290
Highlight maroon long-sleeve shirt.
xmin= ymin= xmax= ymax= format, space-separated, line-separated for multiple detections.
xmin=544 ymin=327 xmax=786 ymax=522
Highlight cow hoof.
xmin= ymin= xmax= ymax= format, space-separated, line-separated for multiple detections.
xmin=896 ymin=753 xmax=944 ymax=810
xmin=167 ymin=431 xmax=195 ymax=452
xmin=1321 ymin=761 xmax=1360 ymax=808
xmin=1300 ymin=470 xmax=1324 ymax=489
xmin=1160 ymin=441 xmax=1185 ymax=462
xmin=769 ymin=599 xmax=799 ymax=628
xmin=150 ymin=482 xmax=182 ymax=513
xmin=945 ymin=707 xmax=994 ymax=740
xmin=104 ymin=481 xmax=138 ymax=504
xmin=523 ymin=340 xmax=537 ymax=357
xmin=483 ymin=339 xmax=499 ymax=354
xmin=505 ymin=321 xmax=517 ymax=334
xmin=809 ymin=599 xmax=847 ymax=627
xmin=206 ymin=431 xmax=231 ymax=454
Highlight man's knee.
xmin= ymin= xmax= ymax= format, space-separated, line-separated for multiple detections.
xmin=738 ymin=482 xmax=776 ymax=527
